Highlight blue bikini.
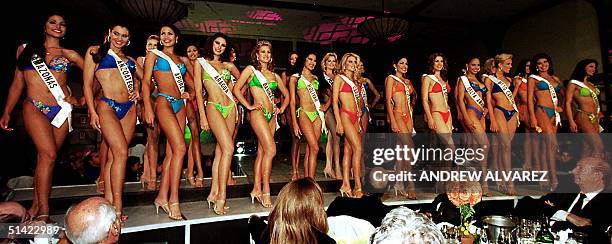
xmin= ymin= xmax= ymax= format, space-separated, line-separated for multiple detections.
xmin=96 ymin=54 xmax=137 ymax=120
xmin=465 ymin=82 xmax=487 ymax=119
xmin=536 ymin=81 xmax=561 ymax=119
xmin=153 ymin=56 xmax=187 ymax=114
xmin=23 ymin=50 xmax=71 ymax=121
xmin=492 ymin=80 xmax=517 ymax=121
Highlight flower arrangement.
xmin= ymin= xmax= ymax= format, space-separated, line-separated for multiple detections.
xmin=447 ymin=181 xmax=482 ymax=243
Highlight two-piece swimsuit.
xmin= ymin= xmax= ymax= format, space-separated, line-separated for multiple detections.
xmin=22 ymin=50 xmax=71 ymax=122
xmin=203 ymin=64 xmax=235 ymax=119
xmin=249 ymin=72 xmax=278 ymax=122
xmin=535 ymin=80 xmax=561 ymax=119
xmin=464 ymin=80 xmax=487 ymax=120
xmin=428 ymin=79 xmax=451 ymax=123
xmin=296 ymin=75 xmax=321 ymax=123
xmin=95 ymin=53 xmax=137 ymax=120
xmin=339 ymin=81 xmax=364 ymax=124
xmin=491 ymin=78 xmax=517 ymax=121
xmin=153 ymin=56 xmax=187 ymax=113
xmin=391 ymin=77 xmax=413 ymax=125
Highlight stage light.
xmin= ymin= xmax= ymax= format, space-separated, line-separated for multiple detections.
xmin=118 ymin=0 xmax=188 ymax=24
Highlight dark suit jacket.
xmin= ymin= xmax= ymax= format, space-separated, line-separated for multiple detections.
xmin=540 ymin=192 xmax=612 ymax=243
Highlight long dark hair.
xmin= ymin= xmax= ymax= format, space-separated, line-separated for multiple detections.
xmin=426 ymin=53 xmax=448 ymax=81
xmin=530 ymin=53 xmax=554 ymax=76
xmin=203 ymin=32 xmax=231 ymax=62
xmin=514 ymin=59 xmax=530 ymax=78
xmin=464 ymin=56 xmax=482 ymax=83
xmin=91 ymin=23 xmax=130 ymax=63
xmin=159 ymin=24 xmax=181 ymax=51
xmin=17 ymin=12 xmax=66 ymax=70
xmin=293 ymin=52 xmax=317 ymax=77
xmin=389 ymin=56 xmax=409 ymax=78
xmin=569 ymin=59 xmax=598 ymax=81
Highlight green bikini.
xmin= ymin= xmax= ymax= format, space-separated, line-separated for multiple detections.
xmin=249 ymin=74 xmax=278 ymax=122
xmin=203 ymin=67 xmax=235 ymax=119
xmin=296 ymin=76 xmax=321 ymax=123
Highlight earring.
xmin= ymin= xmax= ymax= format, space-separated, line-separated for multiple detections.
xmin=256 ymin=56 xmax=260 ymax=61
xmin=127 ymin=40 xmax=131 ymax=46
xmin=269 ymin=57 xmax=273 ymax=63
xmin=105 ymin=35 xmax=110 ymax=43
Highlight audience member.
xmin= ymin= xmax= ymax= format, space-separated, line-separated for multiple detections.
xmin=327 ymin=215 xmax=375 ymax=243
xmin=370 ymin=206 xmax=445 ymax=243
xmin=248 ymin=178 xmax=335 ymax=244
xmin=540 ymin=156 xmax=611 ymax=243
xmin=64 ymin=197 xmax=120 ymax=244
xmin=326 ymin=195 xmax=391 ymax=227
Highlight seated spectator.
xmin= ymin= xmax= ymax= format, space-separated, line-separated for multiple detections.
xmin=423 ymin=180 xmax=483 ymax=226
xmin=248 ymin=178 xmax=335 ymax=244
xmin=326 ymin=195 xmax=391 ymax=227
xmin=370 ymin=206 xmax=445 ymax=243
xmin=0 ymin=201 xmax=28 ymax=223
xmin=539 ymin=157 xmax=611 ymax=243
xmin=327 ymin=215 xmax=375 ymax=243
xmin=64 ymin=197 xmax=120 ymax=244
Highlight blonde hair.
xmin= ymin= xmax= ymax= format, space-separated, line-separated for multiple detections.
xmin=268 ymin=178 xmax=328 ymax=244
xmin=494 ymin=53 xmax=513 ymax=68
xmin=336 ymin=53 xmax=360 ymax=75
xmin=147 ymin=35 xmax=159 ymax=41
xmin=483 ymin=58 xmax=496 ymax=75
xmin=320 ymin=52 xmax=338 ymax=72
xmin=250 ymin=40 xmax=275 ymax=71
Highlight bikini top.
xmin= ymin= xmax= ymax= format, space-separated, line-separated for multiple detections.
xmin=579 ymin=86 xmax=600 ymax=97
xmin=429 ymin=81 xmax=450 ymax=94
xmin=249 ymin=72 xmax=278 ymax=90
xmin=297 ymin=76 xmax=319 ymax=90
xmin=203 ymin=66 xmax=232 ymax=82
xmin=96 ymin=53 xmax=136 ymax=74
xmin=519 ymin=78 xmax=527 ymax=91
xmin=340 ymin=81 xmax=362 ymax=93
xmin=153 ymin=56 xmax=187 ymax=75
xmin=492 ymin=78 xmax=515 ymax=94
xmin=23 ymin=49 xmax=71 ymax=73
xmin=537 ymin=80 xmax=561 ymax=91
xmin=466 ymin=81 xmax=487 ymax=93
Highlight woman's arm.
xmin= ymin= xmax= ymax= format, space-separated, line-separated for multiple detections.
xmin=141 ymin=52 xmax=157 ymax=125
xmin=421 ymin=76 xmax=435 ymax=130
xmin=193 ymin=61 xmax=209 ymax=131
xmin=457 ymin=79 xmax=474 ymax=131
xmin=527 ymin=77 xmax=538 ymax=129
xmin=276 ymin=73 xmax=290 ymax=113
xmin=332 ymin=76 xmax=344 ymax=134
xmin=366 ymin=78 xmax=381 ymax=109
xmin=385 ymin=76 xmax=398 ymax=132
xmin=565 ymin=83 xmax=577 ymax=132
xmin=65 ymin=49 xmax=85 ymax=70
xmin=288 ymin=75 xmax=300 ymax=137
xmin=485 ymin=77 xmax=498 ymax=132
xmin=82 ymin=46 xmax=101 ymax=133
xmin=232 ymin=65 xmax=258 ymax=110
xmin=0 ymin=45 xmax=27 ymax=131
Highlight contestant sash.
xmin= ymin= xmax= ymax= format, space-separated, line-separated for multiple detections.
xmin=530 ymin=74 xmax=560 ymax=126
xmin=31 ymin=54 xmax=72 ymax=131
xmin=107 ymin=49 xmax=135 ymax=100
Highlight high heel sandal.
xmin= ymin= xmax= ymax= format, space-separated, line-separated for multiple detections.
xmin=154 ymin=201 xmax=169 ymax=215
xmin=186 ymin=176 xmax=196 ymax=187
xmin=323 ymin=167 xmax=335 ymax=179
xmin=353 ymin=188 xmax=364 ymax=198
xmin=146 ymin=180 xmax=157 ymax=191
xmin=32 ymin=215 xmax=55 ymax=224
xmin=207 ymin=195 xmax=229 ymax=210
xmin=116 ymin=211 xmax=128 ymax=223
xmin=339 ymin=187 xmax=352 ymax=198
xmin=250 ymin=192 xmax=261 ymax=204
xmin=291 ymin=171 xmax=299 ymax=181
xmin=168 ymin=202 xmax=185 ymax=220
xmin=195 ymin=177 xmax=204 ymax=188
xmin=95 ymin=179 xmax=105 ymax=194
xmin=406 ymin=183 xmax=418 ymax=200
xmin=260 ymin=193 xmax=273 ymax=208
xmin=213 ymin=200 xmax=227 ymax=215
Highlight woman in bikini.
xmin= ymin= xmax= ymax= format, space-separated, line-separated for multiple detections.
xmin=83 ymin=23 xmax=143 ymax=222
xmin=514 ymin=60 xmax=540 ymax=172
xmin=528 ymin=53 xmax=562 ymax=192
xmin=0 ymin=13 xmax=83 ymax=222
xmin=143 ymin=25 xmax=193 ymax=220
xmin=233 ymin=40 xmax=289 ymax=208
xmin=356 ymin=61 xmax=381 ymax=134
xmin=320 ymin=53 xmax=341 ymax=179
xmin=138 ymin=35 xmax=160 ymax=191
xmin=565 ymin=59 xmax=603 ymax=158
xmin=485 ymin=53 xmax=519 ymax=195
xmin=456 ymin=57 xmax=490 ymax=195
xmin=289 ymin=52 xmax=328 ymax=179
xmin=185 ymin=44 xmax=204 ymax=188
xmin=333 ymin=53 xmax=365 ymax=198
xmin=385 ymin=56 xmax=417 ymax=199
xmin=422 ymin=53 xmax=453 ymax=145
xmin=280 ymin=52 xmax=302 ymax=180
xmin=194 ymin=33 xmax=241 ymax=214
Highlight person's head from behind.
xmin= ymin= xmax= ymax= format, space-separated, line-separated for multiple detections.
xmin=572 ymin=157 xmax=610 ymax=192
xmin=268 ymin=178 xmax=328 ymax=244
xmin=65 ymin=197 xmax=119 ymax=244
xmin=370 ymin=206 xmax=444 ymax=244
